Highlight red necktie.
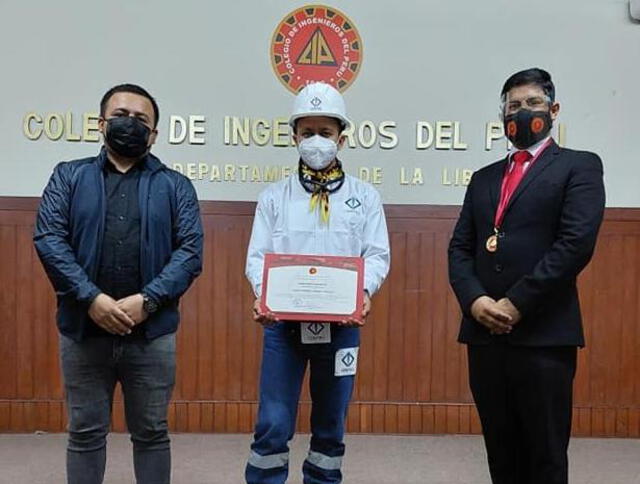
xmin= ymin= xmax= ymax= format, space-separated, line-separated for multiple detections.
xmin=494 ymin=150 xmax=532 ymax=228
xmin=504 ymin=150 xmax=531 ymax=199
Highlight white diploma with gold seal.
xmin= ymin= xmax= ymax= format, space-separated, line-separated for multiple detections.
xmin=260 ymin=253 xmax=364 ymax=322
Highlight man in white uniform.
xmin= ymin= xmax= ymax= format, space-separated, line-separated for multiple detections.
xmin=244 ymin=83 xmax=390 ymax=484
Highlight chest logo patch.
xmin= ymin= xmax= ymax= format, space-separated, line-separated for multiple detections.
xmin=345 ymin=197 xmax=361 ymax=209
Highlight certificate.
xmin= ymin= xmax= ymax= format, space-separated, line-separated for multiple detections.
xmin=260 ymin=253 xmax=364 ymax=322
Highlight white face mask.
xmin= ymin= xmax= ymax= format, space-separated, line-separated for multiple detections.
xmin=297 ymin=135 xmax=338 ymax=170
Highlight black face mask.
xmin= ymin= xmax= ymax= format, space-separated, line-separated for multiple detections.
xmin=504 ymin=109 xmax=552 ymax=149
xmin=105 ymin=116 xmax=151 ymax=158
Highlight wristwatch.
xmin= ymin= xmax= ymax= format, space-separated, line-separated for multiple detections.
xmin=142 ymin=293 xmax=159 ymax=314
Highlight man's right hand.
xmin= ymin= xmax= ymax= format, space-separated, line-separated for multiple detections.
xmin=470 ymin=296 xmax=513 ymax=334
xmin=88 ymin=293 xmax=136 ymax=335
xmin=253 ymin=298 xmax=278 ymax=327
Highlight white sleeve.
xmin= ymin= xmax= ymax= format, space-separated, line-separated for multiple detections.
xmin=245 ymin=190 xmax=275 ymax=297
xmin=362 ymin=188 xmax=390 ymax=295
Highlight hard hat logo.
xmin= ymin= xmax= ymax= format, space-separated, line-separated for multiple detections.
xmin=289 ymin=83 xmax=351 ymax=131
xmin=271 ymin=5 xmax=363 ymax=94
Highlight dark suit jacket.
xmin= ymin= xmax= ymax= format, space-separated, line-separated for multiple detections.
xmin=448 ymin=140 xmax=605 ymax=346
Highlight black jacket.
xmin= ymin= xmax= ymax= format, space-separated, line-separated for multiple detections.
xmin=448 ymin=141 xmax=605 ymax=346
xmin=34 ymin=149 xmax=204 ymax=341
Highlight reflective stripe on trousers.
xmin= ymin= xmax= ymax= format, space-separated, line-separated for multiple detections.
xmin=305 ymin=450 xmax=343 ymax=471
xmin=247 ymin=450 xmax=289 ymax=470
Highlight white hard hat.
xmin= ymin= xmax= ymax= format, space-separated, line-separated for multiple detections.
xmin=289 ymin=82 xmax=351 ymax=131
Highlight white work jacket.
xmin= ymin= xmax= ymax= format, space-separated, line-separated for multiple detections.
xmin=246 ymin=173 xmax=390 ymax=297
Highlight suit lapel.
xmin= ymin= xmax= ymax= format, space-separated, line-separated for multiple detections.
xmin=504 ymin=140 xmax=560 ymax=213
xmin=489 ymin=158 xmax=507 ymax=212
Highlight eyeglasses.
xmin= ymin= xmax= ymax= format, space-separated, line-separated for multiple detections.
xmin=502 ymin=96 xmax=551 ymax=115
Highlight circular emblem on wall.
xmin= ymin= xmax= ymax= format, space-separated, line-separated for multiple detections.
xmin=270 ymin=5 xmax=363 ymax=93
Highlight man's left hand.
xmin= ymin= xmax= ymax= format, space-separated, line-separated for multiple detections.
xmin=117 ymin=293 xmax=149 ymax=325
xmin=338 ymin=292 xmax=371 ymax=328
xmin=496 ymin=298 xmax=521 ymax=326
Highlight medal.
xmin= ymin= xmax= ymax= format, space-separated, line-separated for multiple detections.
xmin=486 ymin=234 xmax=498 ymax=253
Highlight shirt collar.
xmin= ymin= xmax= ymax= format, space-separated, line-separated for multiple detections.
xmin=509 ymin=135 xmax=552 ymax=161
xmin=101 ymin=147 xmax=147 ymax=174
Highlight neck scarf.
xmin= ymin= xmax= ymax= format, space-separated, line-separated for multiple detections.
xmin=298 ymin=159 xmax=345 ymax=224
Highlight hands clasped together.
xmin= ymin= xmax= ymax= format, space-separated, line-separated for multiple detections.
xmin=88 ymin=293 xmax=148 ymax=335
xmin=471 ymin=296 xmax=521 ymax=335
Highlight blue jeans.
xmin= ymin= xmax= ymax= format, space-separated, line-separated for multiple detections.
xmin=246 ymin=323 xmax=359 ymax=484
xmin=60 ymin=333 xmax=176 ymax=484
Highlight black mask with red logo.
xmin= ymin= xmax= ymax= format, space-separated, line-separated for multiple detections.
xmin=504 ymin=109 xmax=552 ymax=149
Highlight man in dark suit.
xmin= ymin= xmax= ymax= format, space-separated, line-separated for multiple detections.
xmin=448 ymin=68 xmax=605 ymax=484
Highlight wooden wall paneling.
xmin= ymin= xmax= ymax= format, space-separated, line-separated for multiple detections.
xmin=628 ymin=408 xmax=640 ymax=438
xmin=587 ymin=236 xmax=613 ymax=407
xmin=1 ymin=199 xmax=640 ymax=438
xmin=177 ymin=264 xmax=199 ymax=400
xmin=195 ymin=224 xmax=215 ymax=400
xmin=16 ymin=226 xmax=35 ymax=400
xmin=429 ymin=232 xmax=450 ymax=402
xmin=0 ymin=225 xmax=17 ymax=400
xmin=603 ymin=235 xmax=624 ymax=406
xmin=387 ymin=231 xmax=407 ymax=402
xmin=619 ymin=235 xmax=639 ymax=407
xmin=0 ymin=402 xmax=10 ymax=432
xmin=225 ymin=228 xmax=245 ymax=403
xmin=211 ymin=223 xmax=230 ymax=402
xmin=371 ymin=260 xmax=391 ymax=403
xmin=358 ymin=403 xmax=372 ymax=433
xmin=33 ymin=248 xmax=52 ymax=400
xmin=401 ymin=232 xmax=420 ymax=403
xmin=422 ymin=405 xmax=435 ymax=434
xmin=469 ymin=406 xmax=482 ymax=434
xmin=112 ymin=401 xmax=126 ymax=432
xmin=416 ymin=232 xmax=435 ymax=403
xmin=635 ymin=238 xmax=640 ymax=413
xmin=213 ymin=402 xmax=226 ymax=433
xmin=434 ymin=405 xmax=448 ymax=434
xmin=241 ymin=229 xmax=261 ymax=404
xmin=574 ymin=262 xmax=594 ymax=407
xmin=371 ymin=404 xmax=385 ymax=433
xmin=187 ymin=402 xmax=201 ymax=432
xmin=298 ymin=401 xmax=311 ymax=433
xmin=458 ymin=404 xmax=471 ymax=434
xmin=354 ymin=303 xmax=372 ymax=402
xmin=384 ymin=404 xmax=398 ymax=433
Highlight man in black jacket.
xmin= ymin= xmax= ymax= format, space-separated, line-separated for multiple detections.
xmin=448 ymin=68 xmax=605 ymax=484
xmin=34 ymin=84 xmax=203 ymax=484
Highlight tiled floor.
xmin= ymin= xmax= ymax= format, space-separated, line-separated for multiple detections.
xmin=1 ymin=433 xmax=639 ymax=483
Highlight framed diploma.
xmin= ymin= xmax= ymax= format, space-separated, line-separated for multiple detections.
xmin=260 ymin=253 xmax=364 ymax=322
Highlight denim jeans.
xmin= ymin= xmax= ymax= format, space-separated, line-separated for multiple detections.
xmin=60 ymin=332 xmax=176 ymax=484
xmin=246 ymin=323 xmax=360 ymax=484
